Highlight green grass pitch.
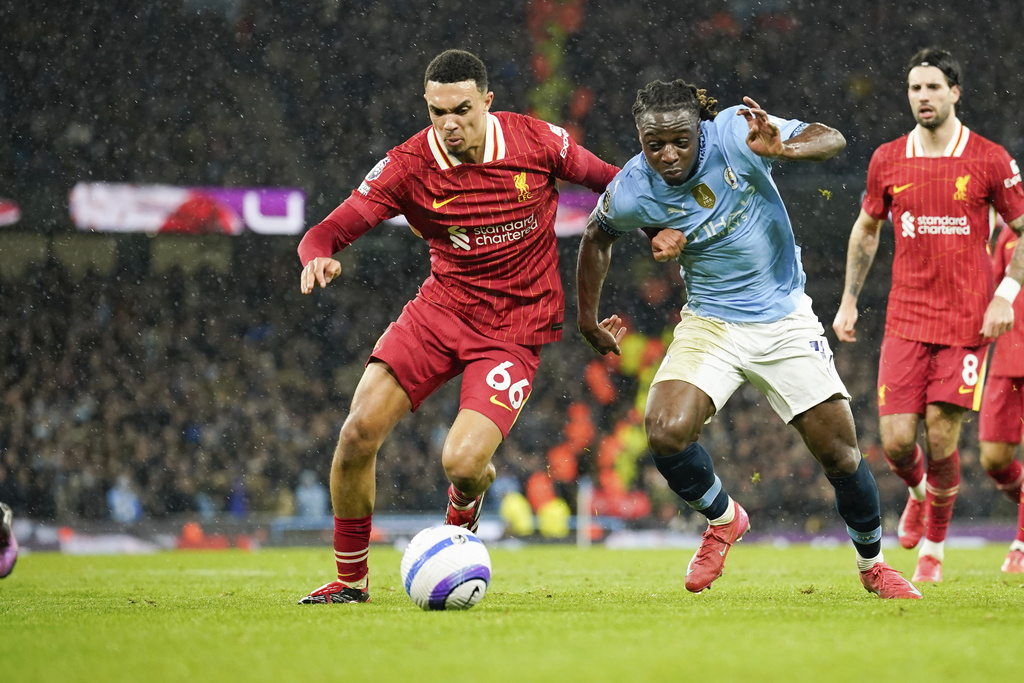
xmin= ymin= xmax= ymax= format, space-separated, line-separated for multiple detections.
xmin=3 ymin=543 xmax=1022 ymax=682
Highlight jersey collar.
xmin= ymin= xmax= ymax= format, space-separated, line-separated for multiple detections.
xmin=427 ymin=113 xmax=507 ymax=169
xmin=906 ymin=117 xmax=970 ymax=158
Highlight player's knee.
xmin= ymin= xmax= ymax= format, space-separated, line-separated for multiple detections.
xmin=443 ymin=454 xmax=493 ymax=492
xmin=645 ymin=411 xmax=701 ymax=456
xmin=817 ymin=448 xmax=861 ymax=478
xmin=979 ymin=444 xmax=1012 ymax=472
xmin=335 ymin=415 xmax=385 ymax=465
xmin=880 ymin=433 xmax=916 ymax=461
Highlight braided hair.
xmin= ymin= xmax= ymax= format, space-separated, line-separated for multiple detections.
xmin=632 ymin=80 xmax=718 ymax=126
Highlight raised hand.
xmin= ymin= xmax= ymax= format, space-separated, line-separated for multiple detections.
xmin=738 ymin=96 xmax=784 ymax=158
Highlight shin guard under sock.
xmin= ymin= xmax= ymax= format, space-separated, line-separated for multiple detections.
xmin=651 ymin=443 xmax=730 ymax=521
xmin=827 ymin=458 xmax=883 ymax=560
xmin=925 ymin=451 xmax=960 ymax=544
xmin=333 ymin=515 xmax=372 ymax=588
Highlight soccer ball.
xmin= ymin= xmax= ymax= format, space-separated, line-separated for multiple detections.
xmin=400 ymin=525 xmax=491 ymax=611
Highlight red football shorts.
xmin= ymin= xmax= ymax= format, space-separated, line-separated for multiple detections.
xmin=876 ymin=336 xmax=989 ymax=416
xmin=979 ymin=375 xmax=1024 ymax=444
xmin=369 ymin=297 xmax=541 ymax=438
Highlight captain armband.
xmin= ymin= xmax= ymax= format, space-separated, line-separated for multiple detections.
xmin=994 ymin=276 xmax=1022 ymax=304
xmin=595 ymin=214 xmax=629 ymax=238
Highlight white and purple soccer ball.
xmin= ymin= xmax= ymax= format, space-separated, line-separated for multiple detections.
xmin=400 ymin=525 xmax=491 ymax=611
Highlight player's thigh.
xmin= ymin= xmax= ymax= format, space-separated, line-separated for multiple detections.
xmin=738 ymin=298 xmax=850 ymax=424
xmin=651 ymin=309 xmax=745 ymax=418
xmin=342 ymin=361 xmax=414 ymax=448
xmin=877 ymin=336 xmax=931 ymax=416
xmin=925 ymin=344 xmax=989 ymax=410
xmin=459 ymin=340 xmax=541 ymax=440
xmin=369 ymin=299 xmax=464 ymax=410
xmin=979 ymin=375 xmax=1024 ymax=444
xmin=442 ymin=409 xmax=504 ymax=476
xmin=645 ymin=379 xmax=716 ymax=452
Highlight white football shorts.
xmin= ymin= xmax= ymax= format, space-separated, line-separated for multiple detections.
xmin=652 ymin=295 xmax=850 ymax=423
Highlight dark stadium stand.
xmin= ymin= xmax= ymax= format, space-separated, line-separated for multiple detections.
xmin=1 ymin=0 xmax=1020 ymax=536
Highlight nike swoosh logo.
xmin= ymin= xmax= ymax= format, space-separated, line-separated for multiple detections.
xmin=489 ymin=395 xmax=512 ymax=411
xmin=957 ymin=385 xmax=975 ymax=394
xmin=432 ymin=195 xmax=460 ymax=209
xmin=892 ymin=183 xmax=914 ymax=194
xmin=718 ymin=549 xmax=726 ymax=556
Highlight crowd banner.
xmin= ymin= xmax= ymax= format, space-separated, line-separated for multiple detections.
xmin=69 ymin=183 xmax=306 ymax=235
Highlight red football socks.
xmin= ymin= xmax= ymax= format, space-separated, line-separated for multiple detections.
xmin=924 ymin=451 xmax=960 ymax=543
xmin=448 ymin=484 xmax=477 ymax=510
xmin=333 ymin=515 xmax=372 ymax=586
xmin=987 ymin=460 xmax=1024 ymax=504
xmin=885 ymin=443 xmax=925 ymax=488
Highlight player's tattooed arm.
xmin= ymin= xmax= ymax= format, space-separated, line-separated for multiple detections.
xmin=832 ymin=209 xmax=884 ymax=343
xmin=982 ymin=213 xmax=1024 ymax=337
xmin=1005 ymin=215 xmax=1024 ymax=284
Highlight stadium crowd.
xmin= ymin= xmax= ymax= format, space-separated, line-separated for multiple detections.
xmin=1 ymin=0 xmax=1020 ymax=532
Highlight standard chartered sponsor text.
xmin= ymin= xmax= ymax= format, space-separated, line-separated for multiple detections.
xmin=916 ymin=214 xmax=970 ymax=235
xmin=474 ymin=214 xmax=538 ymax=245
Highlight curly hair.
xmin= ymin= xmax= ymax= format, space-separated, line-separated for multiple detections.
xmin=632 ymin=79 xmax=718 ymax=126
xmin=424 ymin=49 xmax=488 ymax=92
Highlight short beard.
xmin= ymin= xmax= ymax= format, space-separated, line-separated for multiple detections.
xmin=916 ymin=110 xmax=948 ymax=130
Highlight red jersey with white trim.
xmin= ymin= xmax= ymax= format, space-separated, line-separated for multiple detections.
xmin=863 ymin=119 xmax=1024 ymax=346
xmin=346 ymin=111 xmax=615 ymax=346
xmin=990 ymin=225 xmax=1024 ymax=376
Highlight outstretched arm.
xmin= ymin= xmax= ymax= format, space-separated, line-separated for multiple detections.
xmin=577 ymin=210 xmax=627 ymax=355
xmin=832 ymin=209 xmax=885 ymax=342
xmin=981 ymin=214 xmax=1024 ymax=337
xmin=738 ymin=96 xmax=846 ymax=161
xmin=297 ymin=199 xmax=377 ymax=294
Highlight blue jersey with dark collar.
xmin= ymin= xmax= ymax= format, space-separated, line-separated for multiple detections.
xmin=595 ymin=105 xmax=809 ymax=323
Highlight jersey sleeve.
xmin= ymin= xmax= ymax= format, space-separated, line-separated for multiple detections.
xmin=986 ymin=147 xmax=1024 ymax=224
xmin=526 ymin=117 xmax=614 ymax=191
xmin=346 ymin=152 xmax=408 ymax=224
xmin=593 ymin=174 xmax=644 ymax=236
xmin=861 ymin=146 xmax=891 ymax=220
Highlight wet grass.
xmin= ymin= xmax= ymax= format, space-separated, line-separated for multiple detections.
xmin=3 ymin=544 xmax=1021 ymax=682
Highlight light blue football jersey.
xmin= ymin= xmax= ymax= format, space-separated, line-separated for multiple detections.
xmin=595 ymin=105 xmax=810 ymax=323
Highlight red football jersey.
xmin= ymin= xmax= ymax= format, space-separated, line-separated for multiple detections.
xmin=863 ymin=119 xmax=1024 ymax=346
xmin=339 ymin=112 xmax=614 ymax=346
xmin=990 ymin=225 xmax=1024 ymax=377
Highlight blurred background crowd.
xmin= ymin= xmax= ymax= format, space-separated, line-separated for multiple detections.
xmin=1 ymin=0 xmax=1021 ymax=536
